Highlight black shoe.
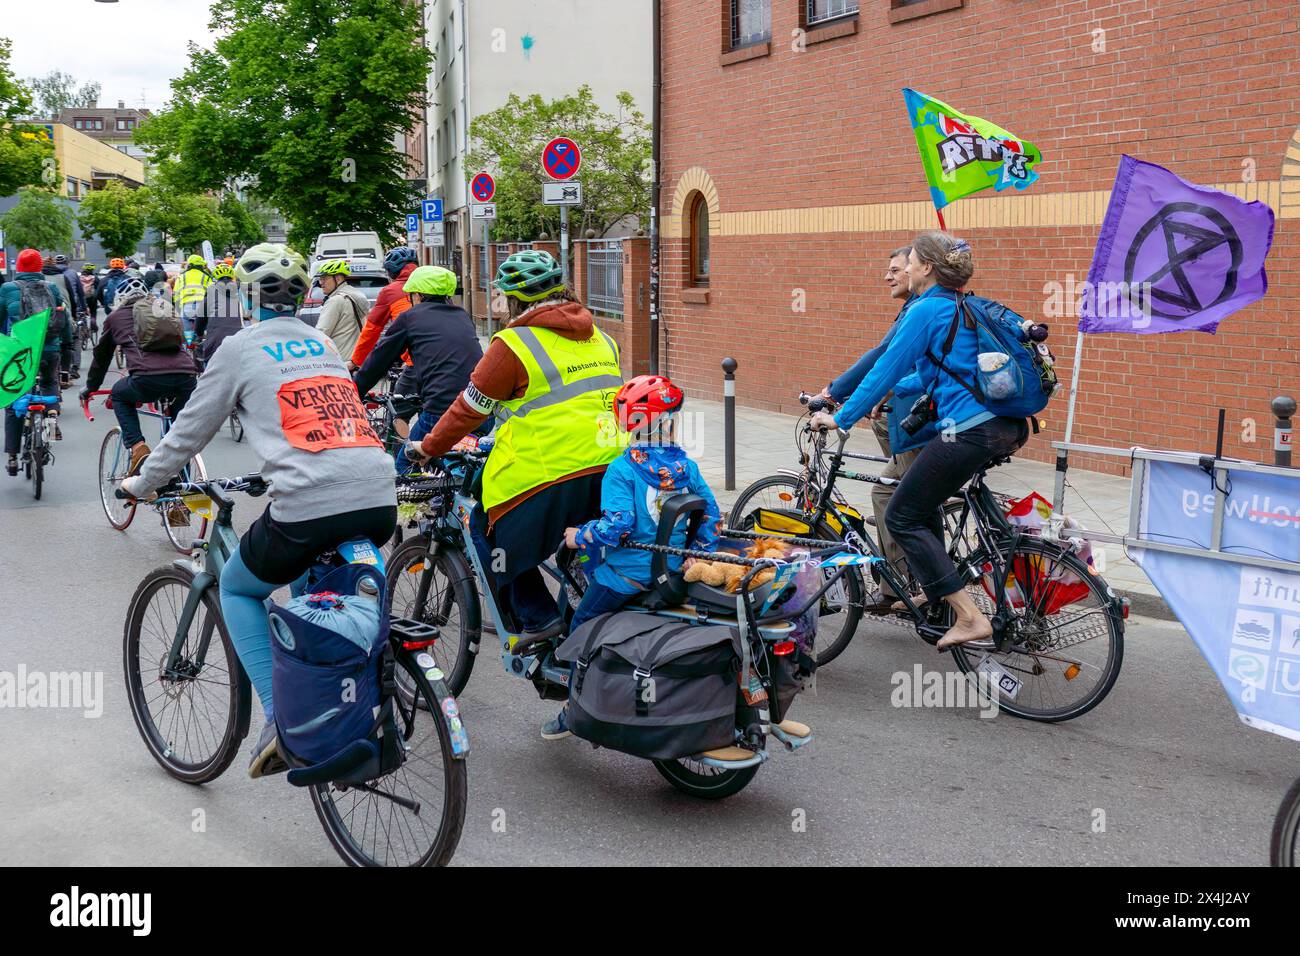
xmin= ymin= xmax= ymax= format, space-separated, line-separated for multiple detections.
xmin=4 ymin=456 xmax=16 ymax=477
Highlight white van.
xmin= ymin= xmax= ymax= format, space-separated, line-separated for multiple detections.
xmin=312 ymin=231 xmax=383 ymax=266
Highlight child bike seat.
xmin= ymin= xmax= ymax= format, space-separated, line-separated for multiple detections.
xmin=638 ymin=494 xmax=779 ymax=613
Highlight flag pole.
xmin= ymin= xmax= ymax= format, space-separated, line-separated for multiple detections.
xmin=1052 ymin=330 xmax=1086 ymax=514
xmin=935 ymin=208 xmax=946 ymax=230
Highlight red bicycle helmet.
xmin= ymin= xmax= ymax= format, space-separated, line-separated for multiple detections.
xmin=614 ymin=375 xmax=684 ymax=433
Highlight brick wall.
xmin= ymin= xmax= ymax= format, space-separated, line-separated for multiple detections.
xmin=659 ymin=0 xmax=1300 ymax=475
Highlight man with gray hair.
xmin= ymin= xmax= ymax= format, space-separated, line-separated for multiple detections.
xmin=820 ymin=245 xmax=920 ymax=611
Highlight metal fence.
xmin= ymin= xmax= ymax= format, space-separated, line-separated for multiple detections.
xmin=586 ymin=239 xmax=624 ymax=317
xmin=807 ymin=0 xmax=858 ymax=26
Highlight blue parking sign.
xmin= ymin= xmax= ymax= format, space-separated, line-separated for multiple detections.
xmin=406 ymin=213 xmax=420 ymax=233
xmin=422 ymin=199 xmax=443 ymax=223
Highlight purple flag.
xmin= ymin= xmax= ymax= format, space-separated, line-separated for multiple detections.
xmin=1077 ymin=155 xmax=1274 ymax=334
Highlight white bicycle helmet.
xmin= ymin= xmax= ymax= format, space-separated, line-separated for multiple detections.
xmin=235 ymin=242 xmax=309 ymax=312
xmin=114 ymin=276 xmax=150 ymax=306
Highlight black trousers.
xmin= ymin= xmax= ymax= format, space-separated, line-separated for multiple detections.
xmin=884 ymin=417 xmax=1030 ymax=602
xmin=4 ymin=353 xmax=60 ymax=455
xmin=110 ymin=373 xmax=197 ymax=448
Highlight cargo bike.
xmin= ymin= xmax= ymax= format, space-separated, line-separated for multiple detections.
xmin=386 ymin=448 xmax=867 ymax=799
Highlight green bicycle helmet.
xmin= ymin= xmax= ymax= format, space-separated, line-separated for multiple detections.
xmin=317 ymin=258 xmax=351 ymax=277
xmin=403 ymin=265 xmax=457 ymax=297
xmin=186 ymin=253 xmax=206 ymax=267
xmin=493 ymin=250 xmax=564 ymax=302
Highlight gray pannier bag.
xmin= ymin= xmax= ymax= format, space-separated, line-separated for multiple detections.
xmin=555 ymin=611 xmax=743 ymax=760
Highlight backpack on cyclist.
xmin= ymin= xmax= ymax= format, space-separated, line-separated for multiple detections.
xmin=927 ymin=292 xmax=1059 ymax=420
xmin=18 ymin=279 xmax=60 ymax=344
xmin=267 ymin=563 xmax=405 ymax=786
xmin=131 ymin=296 xmax=185 ymax=352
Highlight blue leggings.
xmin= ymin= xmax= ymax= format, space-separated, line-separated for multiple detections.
xmin=218 ymin=548 xmax=308 ymax=722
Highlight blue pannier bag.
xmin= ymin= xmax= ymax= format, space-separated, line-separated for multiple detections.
xmin=268 ymin=562 xmax=403 ymax=786
xmin=926 ymin=291 xmax=1058 ymax=420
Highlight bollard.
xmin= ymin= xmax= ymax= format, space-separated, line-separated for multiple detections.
xmin=1273 ymin=395 xmax=1295 ymax=467
xmin=722 ymin=357 xmax=737 ymax=491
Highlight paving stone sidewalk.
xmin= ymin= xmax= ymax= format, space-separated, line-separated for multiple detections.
xmin=683 ymin=397 xmax=1165 ymax=611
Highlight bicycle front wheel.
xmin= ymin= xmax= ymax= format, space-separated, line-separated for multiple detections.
xmin=728 ymin=474 xmax=864 ymax=667
xmin=99 ymin=427 xmax=137 ymax=530
xmin=949 ymin=536 xmax=1124 ymax=722
xmin=1272 ymin=776 xmax=1300 ymax=867
xmin=228 ymin=411 xmax=244 ymax=443
xmin=123 ymin=565 xmax=252 ymax=783
xmin=310 ymin=655 xmax=467 ymax=866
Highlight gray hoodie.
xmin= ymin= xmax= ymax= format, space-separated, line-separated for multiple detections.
xmin=137 ymin=315 xmax=397 ymax=522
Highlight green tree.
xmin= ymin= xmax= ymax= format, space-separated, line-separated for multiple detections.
xmin=77 ymin=181 xmax=149 ymax=258
xmin=468 ymin=86 xmax=651 ymax=242
xmin=146 ymin=182 xmax=222 ymax=260
xmin=218 ymin=192 xmax=265 ymax=251
xmin=0 ymin=38 xmax=57 ymax=196
xmin=27 ymin=70 xmax=100 ymax=116
xmin=136 ymin=0 xmax=432 ymax=250
xmin=0 ymin=187 xmax=74 ymax=254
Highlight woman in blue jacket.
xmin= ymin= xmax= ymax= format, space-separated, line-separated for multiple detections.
xmin=810 ymin=232 xmax=1030 ymax=649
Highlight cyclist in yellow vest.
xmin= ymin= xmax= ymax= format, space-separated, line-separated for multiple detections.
xmin=173 ymin=254 xmax=213 ymax=334
xmin=407 ymin=250 xmax=623 ymax=640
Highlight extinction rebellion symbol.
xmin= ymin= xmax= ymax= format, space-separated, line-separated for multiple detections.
xmin=0 ymin=347 xmax=33 ymax=394
xmin=1124 ymin=202 xmax=1243 ymax=320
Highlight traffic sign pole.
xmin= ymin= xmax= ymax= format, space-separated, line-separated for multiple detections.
xmin=484 ymin=219 xmax=493 ymax=340
xmin=560 ymin=207 xmax=569 ymax=288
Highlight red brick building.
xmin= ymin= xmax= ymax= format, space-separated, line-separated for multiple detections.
xmin=658 ymin=0 xmax=1300 ymax=471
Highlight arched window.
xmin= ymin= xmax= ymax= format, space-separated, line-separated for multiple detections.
xmin=689 ymin=192 xmax=710 ymax=287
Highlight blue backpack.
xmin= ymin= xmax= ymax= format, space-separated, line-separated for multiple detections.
xmin=926 ymin=292 xmax=1059 ymax=420
xmin=267 ymin=561 xmax=404 ymax=786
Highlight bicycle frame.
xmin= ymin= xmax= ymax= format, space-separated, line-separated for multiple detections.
xmin=159 ymin=488 xmax=241 ymax=682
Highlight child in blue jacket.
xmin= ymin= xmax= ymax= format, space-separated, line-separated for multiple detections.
xmin=547 ymin=375 xmax=720 ymax=739
xmin=565 ymin=374 xmax=721 ymax=627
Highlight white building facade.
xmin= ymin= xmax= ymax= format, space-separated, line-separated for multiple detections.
xmin=422 ymin=0 xmax=652 ymax=272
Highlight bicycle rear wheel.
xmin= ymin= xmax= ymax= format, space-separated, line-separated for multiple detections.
xmin=163 ymin=454 xmax=209 ymax=553
xmin=949 ymin=536 xmax=1123 ymax=722
xmin=28 ymin=420 xmax=43 ymax=500
xmin=99 ymin=427 xmax=137 ymax=530
xmin=310 ymin=654 xmax=467 ymax=866
xmin=123 ymin=565 xmax=252 ymax=783
xmin=1271 ymin=776 xmax=1300 ymax=867
xmin=728 ymin=474 xmax=864 ymax=667
xmin=387 ymin=536 xmax=481 ymax=696
xmin=653 ymin=751 xmax=761 ymax=800
xmin=228 ymin=411 xmax=244 ymax=443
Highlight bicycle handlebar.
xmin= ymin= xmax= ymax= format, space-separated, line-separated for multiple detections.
xmin=116 ymin=472 xmax=268 ymax=501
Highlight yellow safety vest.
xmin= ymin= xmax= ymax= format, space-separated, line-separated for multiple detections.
xmin=173 ymin=267 xmax=211 ymax=307
xmin=482 ymin=325 xmax=624 ymax=511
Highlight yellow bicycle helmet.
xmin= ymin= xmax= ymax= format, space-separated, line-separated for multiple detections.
xmin=212 ymin=263 xmax=236 ymax=280
xmin=317 ymin=258 xmax=351 ymax=277
xmin=403 ymin=265 xmax=457 ymax=297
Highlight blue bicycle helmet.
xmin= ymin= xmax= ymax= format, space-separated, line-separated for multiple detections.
xmin=384 ymin=246 xmax=419 ymax=277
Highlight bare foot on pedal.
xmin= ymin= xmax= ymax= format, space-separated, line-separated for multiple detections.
xmin=936 ymin=589 xmax=993 ymax=649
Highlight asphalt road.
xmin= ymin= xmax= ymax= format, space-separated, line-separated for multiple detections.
xmin=1 ymin=365 xmax=1296 ymax=866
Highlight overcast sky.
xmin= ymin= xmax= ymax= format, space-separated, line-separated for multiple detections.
xmin=3 ymin=0 xmax=217 ymax=113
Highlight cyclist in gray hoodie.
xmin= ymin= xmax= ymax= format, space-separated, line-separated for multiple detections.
xmin=121 ymin=242 xmax=398 ymax=777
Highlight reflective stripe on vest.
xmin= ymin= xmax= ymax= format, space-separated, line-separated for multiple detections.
xmin=481 ymin=324 xmax=623 ymax=511
xmin=174 ymin=269 xmax=210 ymax=306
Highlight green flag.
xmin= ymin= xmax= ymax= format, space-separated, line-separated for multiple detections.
xmin=0 ymin=312 xmax=50 ymax=409
xmin=902 ymin=88 xmax=1043 ymax=211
